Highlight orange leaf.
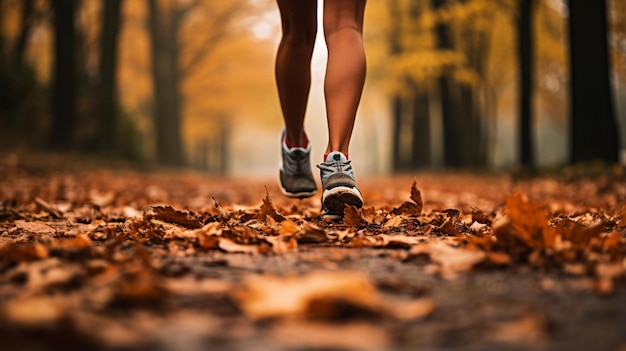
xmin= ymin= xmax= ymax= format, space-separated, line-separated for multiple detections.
xmin=343 ymin=205 xmax=367 ymax=228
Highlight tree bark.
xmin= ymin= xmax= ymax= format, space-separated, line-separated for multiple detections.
xmin=13 ymin=0 xmax=35 ymax=68
xmin=97 ymin=0 xmax=123 ymax=152
xmin=518 ymin=0 xmax=534 ymax=167
xmin=389 ymin=0 xmax=406 ymax=172
xmin=148 ymin=0 xmax=183 ymax=166
xmin=411 ymin=87 xmax=431 ymax=168
xmin=568 ymin=0 xmax=619 ymax=163
xmin=50 ymin=0 xmax=78 ymax=149
xmin=431 ymin=0 xmax=462 ymax=168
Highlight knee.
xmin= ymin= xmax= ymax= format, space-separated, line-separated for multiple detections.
xmin=281 ymin=21 xmax=317 ymax=50
xmin=323 ymin=21 xmax=362 ymax=41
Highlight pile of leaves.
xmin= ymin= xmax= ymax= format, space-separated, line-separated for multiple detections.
xmin=0 ymin=156 xmax=624 ymax=349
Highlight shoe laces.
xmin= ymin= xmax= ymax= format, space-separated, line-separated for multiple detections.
xmin=284 ymin=148 xmax=309 ymax=175
xmin=317 ymin=154 xmax=354 ymax=183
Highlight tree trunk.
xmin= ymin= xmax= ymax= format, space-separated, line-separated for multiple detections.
xmin=13 ymin=0 xmax=35 ymax=68
xmin=97 ymin=0 xmax=123 ymax=152
xmin=389 ymin=0 xmax=405 ymax=172
xmin=50 ymin=0 xmax=78 ymax=149
xmin=148 ymin=0 xmax=183 ymax=166
xmin=568 ymin=0 xmax=618 ymax=163
xmin=431 ymin=0 xmax=462 ymax=168
xmin=518 ymin=0 xmax=534 ymax=167
xmin=411 ymin=87 xmax=430 ymax=168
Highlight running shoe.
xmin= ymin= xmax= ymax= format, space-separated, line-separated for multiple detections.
xmin=317 ymin=151 xmax=363 ymax=218
xmin=279 ymin=129 xmax=317 ymax=198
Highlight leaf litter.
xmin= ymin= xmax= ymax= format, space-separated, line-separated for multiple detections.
xmin=0 ymin=159 xmax=625 ymax=350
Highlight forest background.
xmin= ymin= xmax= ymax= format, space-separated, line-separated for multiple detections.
xmin=0 ymin=0 xmax=624 ymax=176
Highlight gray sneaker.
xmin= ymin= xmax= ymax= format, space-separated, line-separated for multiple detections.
xmin=317 ymin=151 xmax=363 ymax=218
xmin=279 ymin=129 xmax=317 ymax=198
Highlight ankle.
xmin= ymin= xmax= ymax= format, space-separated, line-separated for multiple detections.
xmin=285 ymin=131 xmax=309 ymax=148
xmin=324 ymin=151 xmax=349 ymax=162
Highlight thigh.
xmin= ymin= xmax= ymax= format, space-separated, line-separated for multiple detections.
xmin=276 ymin=0 xmax=317 ymax=35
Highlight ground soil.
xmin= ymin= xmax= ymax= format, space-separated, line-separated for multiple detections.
xmin=0 ymin=154 xmax=625 ymax=351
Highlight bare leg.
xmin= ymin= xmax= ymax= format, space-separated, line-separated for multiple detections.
xmin=323 ymin=0 xmax=367 ymax=156
xmin=275 ymin=0 xmax=317 ymax=147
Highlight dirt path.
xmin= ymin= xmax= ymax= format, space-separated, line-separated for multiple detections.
xmin=0 ymin=157 xmax=625 ymax=351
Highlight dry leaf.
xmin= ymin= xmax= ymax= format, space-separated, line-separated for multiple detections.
xmin=383 ymin=298 xmax=435 ymax=320
xmin=34 ymin=197 xmax=63 ymax=219
xmin=213 ymin=197 xmax=231 ymax=222
xmin=14 ymin=220 xmax=56 ymax=234
xmin=150 ymin=206 xmax=202 ymax=229
xmin=409 ymin=241 xmax=486 ymax=277
xmin=391 ymin=181 xmax=423 ymax=216
xmin=278 ymin=219 xmax=300 ymax=236
xmin=260 ymin=191 xmax=286 ymax=223
xmin=344 ymin=205 xmax=367 ymax=227
xmin=218 ymin=238 xmax=258 ymax=254
xmin=296 ymin=222 xmax=330 ymax=243
xmin=235 ymin=271 xmax=378 ymax=319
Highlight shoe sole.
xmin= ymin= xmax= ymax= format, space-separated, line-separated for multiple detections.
xmin=279 ymin=185 xmax=317 ymax=199
xmin=321 ymin=186 xmax=363 ymax=217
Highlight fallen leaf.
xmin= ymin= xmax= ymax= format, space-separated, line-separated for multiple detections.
xmin=34 ymin=197 xmax=63 ymax=219
xmin=488 ymin=312 xmax=549 ymax=344
xmin=296 ymin=222 xmax=330 ymax=243
xmin=409 ymin=241 xmax=486 ymax=277
xmin=14 ymin=220 xmax=56 ymax=234
xmin=260 ymin=190 xmax=286 ymax=223
xmin=213 ymin=197 xmax=231 ymax=222
xmin=391 ymin=181 xmax=423 ymax=216
xmin=344 ymin=205 xmax=367 ymax=227
xmin=383 ymin=298 xmax=435 ymax=320
xmin=218 ymin=238 xmax=258 ymax=254
xmin=150 ymin=206 xmax=202 ymax=229
xmin=278 ymin=218 xmax=300 ymax=236
xmin=235 ymin=271 xmax=378 ymax=319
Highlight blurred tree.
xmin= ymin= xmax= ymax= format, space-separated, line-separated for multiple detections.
xmin=148 ymin=0 xmax=183 ymax=166
xmin=12 ymin=0 xmax=35 ymax=68
xmin=147 ymin=0 xmax=246 ymax=168
xmin=97 ymin=0 xmax=123 ymax=152
xmin=518 ymin=0 xmax=535 ymax=167
xmin=388 ymin=0 xmax=431 ymax=171
xmin=568 ymin=0 xmax=619 ymax=163
xmin=50 ymin=0 xmax=78 ymax=149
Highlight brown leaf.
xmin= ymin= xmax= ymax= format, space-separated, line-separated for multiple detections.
xmin=213 ymin=197 xmax=231 ymax=222
xmin=0 ymin=242 xmax=49 ymax=265
xmin=409 ymin=242 xmax=486 ymax=278
xmin=391 ymin=181 xmax=423 ymax=216
xmin=296 ymin=222 xmax=330 ymax=243
xmin=218 ymin=238 xmax=258 ymax=254
xmin=261 ymin=190 xmax=286 ymax=223
xmin=558 ymin=220 xmax=604 ymax=247
xmin=150 ymin=206 xmax=202 ymax=229
xmin=14 ymin=220 xmax=56 ymax=234
xmin=278 ymin=219 xmax=300 ymax=236
xmin=440 ymin=217 xmax=463 ymax=236
xmin=4 ymin=296 xmax=67 ymax=326
xmin=384 ymin=215 xmax=404 ymax=228
xmin=472 ymin=208 xmax=492 ymax=225
xmin=51 ymin=234 xmax=92 ymax=250
xmin=344 ymin=205 xmax=367 ymax=228
xmin=235 ymin=271 xmax=378 ymax=319
xmin=495 ymin=193 xmax=556 ymax=251
xmin=410 ymin=180 xmax=423 ymax=214
xmin=383 ymin=298 xmax=435 ymax=320
xmin=34 ymin=197 xmax=63 ymax=219
xmin=488 ymin=312 xmax=549 ymax=344
xmin=265 ymin=236 xmax=298 ymax=254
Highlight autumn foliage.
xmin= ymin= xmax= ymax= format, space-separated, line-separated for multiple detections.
xmin=0 ymin=156 xmax=625 ymax=349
